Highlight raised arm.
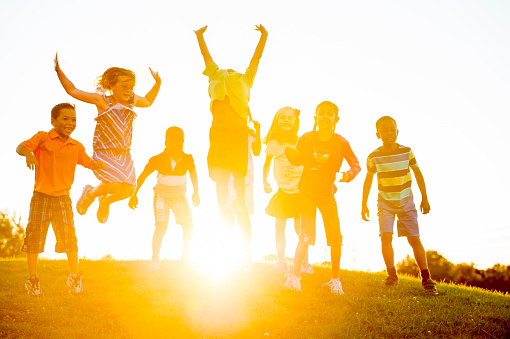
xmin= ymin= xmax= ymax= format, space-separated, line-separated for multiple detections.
xmin=262 ymin=154 xmax=273 ymax=193
xmin=411 ymin=166 xmax=430 ymax=214
xmin=194 ymin=26 xmax=214 ymax=67
xmin=248 ymin=25 xmax=268 ymax=74
xmin=54 ymin=53 xmax=103 ymax=106
xmin=134 ymin=68 xmax=161 ymax=108
xmin=361 ymin=173 xmax=375 ymax=221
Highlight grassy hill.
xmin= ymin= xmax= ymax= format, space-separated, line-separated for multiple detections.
xmin=1 ymin=258 xmax=509 ymax=338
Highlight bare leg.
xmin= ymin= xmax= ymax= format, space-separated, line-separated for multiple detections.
xmin=152 ymin=222 xmax=168 ymax=261
xmin=292 ymin=242 xmax=309 ymax=276
xmin=233 ymin=172 xmax=251 ymax=261
xmin=91 ymin=182 xmax=135 ymax=205
xmin=381 ymin=232 xmax=395 ymax=269
xmin=215 ymin=177 xmax=235 ymax=226
xmin=331 ymin=246 xmax=341 ymax=279
xmin=407 ymin=236 xmax=428 ymax=270
xmin=181 ymin=219 xmax=193 ymax=260
xmin=293 ymin=216 xmax=309 ymax=265
xmin=66 ymin=252 xmax=79 ymax=275
xmin=275 ymin=218 xmax=286 ymax=263
xmin=27 ymin=253 xmax=38 ymax=276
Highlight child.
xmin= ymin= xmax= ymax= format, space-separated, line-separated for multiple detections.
xmin=194 ymin=25 xmax=268 ymax=265
xmin=128 ymin=127 xmax=199 ymax=269
xmin=361 ymin=116 xmax=438 ymax=294
xmin=262 ymin=107 xmax=312 ymax=274
xmin=16 ymin=103 xmax=104 ymax=295
xmin=54 ymin=54 xmax=161 ymax=223
xmin=283 ymin=101 xmax=361 ymax=294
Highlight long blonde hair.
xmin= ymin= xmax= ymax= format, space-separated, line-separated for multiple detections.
xmin=263 ymin=107 xmax=300 ymax=144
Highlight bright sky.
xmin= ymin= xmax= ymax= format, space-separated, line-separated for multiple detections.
xmin=1 ymin=0 xmax=509 ymax=272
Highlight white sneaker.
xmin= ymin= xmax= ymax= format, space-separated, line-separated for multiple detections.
xmin=284 ymin=273 xmax=301 ymax=291
xmin=149 ymin=261 xmax=161 ymax=270
xmin=25 ymin=275 xmax=41 ymax=296
xmin=300 ymin=263 xmax=314 ymax=275
xmin=323 ymin=278 xmax=344 ymax=295
xmin=272 ymin=261 xmax=289 ymax=273
xmin=76 ymin=185 xmax=94 ymax=215
xmin=67 ymin=272 xmax=83 ymax=294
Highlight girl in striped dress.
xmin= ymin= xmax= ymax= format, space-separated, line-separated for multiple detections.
xmin=54 ymin=54 xmax=161 ymax=223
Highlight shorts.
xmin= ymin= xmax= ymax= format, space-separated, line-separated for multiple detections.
xmin=265 ymin=189 xmax=300 ymax=219
xmin=207 ymin=124 xmax=249 ymax=181
xmin=377 ymin=193 xmax=419 ymax=237
xmin=298 ymin=191 xmax=342 ymax=247
xmin=153 ymin=194 xmax=192 ymax=226
xmin=21 ymin=191 xmax=78 ymax=253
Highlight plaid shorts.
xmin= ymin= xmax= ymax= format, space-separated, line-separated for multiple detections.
xmin=153 ymin=194 xmax=192 ymax=226
xmin=21 ymin=191 xmax=78 ymax=253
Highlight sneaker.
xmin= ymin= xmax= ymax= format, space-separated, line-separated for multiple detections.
xmin=67 ymin=272 xmax=83 ymax=294
xmin=149 ymin=261 xmax=161 ymax=270
xmin=271 ymin=261 xmax=289 ymax=273
xmin=25 ymin=275 xmax=41 ymax=296
xmin=384 ymin=275 xmax=399 ymax=287
xmin=300 ymin=263 xmax=314 ymax=275
xmin=97 ymin=195 xmax=109 ymax=224
xmin=422 ymin=278 xmax=438 ymax=295
xmin=283 ymin=273 xmax=301 ymax=291
xmin=76 ymin=185 xmax=94 ymax=215
xmin=323 ymin=278 xmax=344 ymax=294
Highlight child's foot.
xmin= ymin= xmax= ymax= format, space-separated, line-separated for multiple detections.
xmin=300 ymin=263 xmax=314 ymax=275
xmin=25 ymin=275 xmax=41 ymax=296
xmin=76 ymin=185 xmax=94 ymax=215
xmin=283 ymin=273 xmax=301 ymax=291
xmin=422 ymin=278 xmax=438 ymax=295
xmin=149 ymin=261 xmax=161 ymax=270
xmin=67 ymin=272 xmax=83 ymax=294
xmin=384 ymin=275 xmax=399 ymax=287
xmin=97 ymin=195 xmax=109 ymax=223
xmin=323 ymin=278 xmax=344 ymax=295
xmin=271 ymin=261 xmax=289 ymax=273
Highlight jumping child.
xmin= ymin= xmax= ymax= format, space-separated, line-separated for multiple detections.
xmin=283 ymin=101 xmax=361 ymax=294
xmin=194 ymin=25 xmax=268 ymax=266
xmin=361 ymin=116 xmax=438 ymax=294
xmin=54 ymin=54 xmax=161 ymax=223
xmin=17 ymin=103 xmax=104 ymax=295
xmin=128 ymin=127 xmax=199 ymax=269
xmin=262 ymin=107 xmax=312 ymax=274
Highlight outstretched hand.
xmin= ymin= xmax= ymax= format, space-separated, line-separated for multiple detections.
xmin=194 ymin=25 xmax=208 ymax=35
xmin=54 ymin=52 xmax=61 ymax=72
xmin=420 ymin=199 xmax=431 ymax=214
xmin=255 ymin=24 xmax=268 ymax=35
xmin=25 ymin=153 xmax=39 ymax=170
xmin=128 ymin=195 xmax=138 ymax=210
xmin=149 ymin=67 xmax=161 ymax=83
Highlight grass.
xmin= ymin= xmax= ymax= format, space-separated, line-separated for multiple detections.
xmin=1 ymin=258 xmax=509 ymax=338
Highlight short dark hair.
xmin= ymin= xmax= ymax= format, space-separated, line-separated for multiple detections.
xmin=165 ymin=126 xmax=184 ymax=145
xmin=51 ymin=103 xmax=75 ymax=120
xmin=376 ymin=116 xmax=397 ymax=131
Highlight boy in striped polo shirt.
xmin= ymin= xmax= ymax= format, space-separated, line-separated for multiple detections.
xmin=361 ymin=116 xmax=437 ymax=294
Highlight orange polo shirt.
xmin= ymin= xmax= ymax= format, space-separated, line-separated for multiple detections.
xmin=20 ymin=129 xmax=93 ymax=196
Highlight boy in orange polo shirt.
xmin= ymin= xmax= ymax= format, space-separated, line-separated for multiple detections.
xmin=16 ymin=103 xmax=103 ymax=296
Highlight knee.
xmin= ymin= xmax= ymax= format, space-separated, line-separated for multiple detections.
xmin=122 ymin=184 xmax=136 ymax=196
xmin=407 ymin=236 xmax=422 ymax=248
xmin=155 ymin=222 xmax=168 ymax=232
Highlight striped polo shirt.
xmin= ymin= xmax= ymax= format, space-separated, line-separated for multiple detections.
xmin=366 ymin=144 xmax=418 ymax=207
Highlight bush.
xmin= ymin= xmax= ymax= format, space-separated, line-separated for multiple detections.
xmin=0 ymin=211 xmax=25 ymax=258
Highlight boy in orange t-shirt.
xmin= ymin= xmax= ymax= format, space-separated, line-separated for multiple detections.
xmin=16 ymin=103 xmax=103 ymax=296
